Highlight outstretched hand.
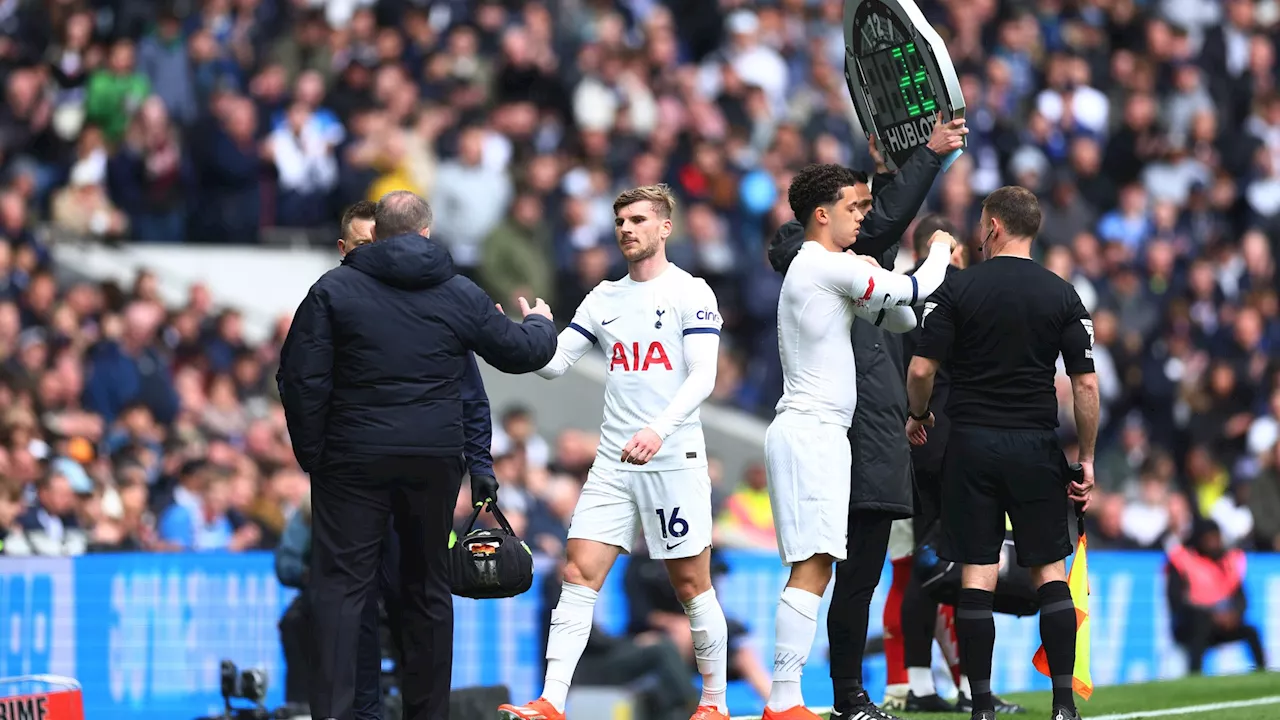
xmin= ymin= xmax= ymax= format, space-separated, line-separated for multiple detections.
xmin=519 ymin=296 xmax=552 ymax=321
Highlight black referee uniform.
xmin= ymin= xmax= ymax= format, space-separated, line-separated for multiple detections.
xmin=909 ymin=189 xmax=1096 ymax=720
xmin=913 ymin=257 xmax=1092 ymax=569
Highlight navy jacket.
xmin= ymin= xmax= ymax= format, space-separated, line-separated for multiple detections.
xmin=277 ymin=233 xmax=557 ymax=472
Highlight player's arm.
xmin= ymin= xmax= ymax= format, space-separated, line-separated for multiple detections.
xmin=1061 ymin=291 xmax=1099 ymax=499
xmin=905 ymin=284 xmax=955 ymax=442
xmin=858 ymin=304 xmax=917 ymax=333
xmin=646 ymin=283 xmax=721 ymax=439
xmin=818 ymin=233 xmax=953 ymax=311
xmin=623 ymin=282 xmax=721 ymax=464
xmin=534 ymin=300 xmax=597 ymax=379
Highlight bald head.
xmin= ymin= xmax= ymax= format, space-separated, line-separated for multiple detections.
xmin=373 ymin=190 xmax=433 ymax=239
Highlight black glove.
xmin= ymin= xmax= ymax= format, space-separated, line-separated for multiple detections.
xmin=470 ymin=473 xmax=499 ymax=509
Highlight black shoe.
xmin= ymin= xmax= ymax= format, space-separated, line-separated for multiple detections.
xmin=1051 ymin=706 xmax=1081 ymax=720
xmin=971 ymin=712 xmax=997 ymax=720
xmin=958 ymin=693 xmax=1028 ymax=714
xmin=904 ymin=692 xmax=957 ymax=712
xmin=832 ymin=690 xmax=902 ymax=720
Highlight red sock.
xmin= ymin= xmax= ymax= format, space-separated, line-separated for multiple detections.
xmin=935 ymin=604 xmax=962 ymax=687
xmin=883 ymin=555 xmax=913 ymax=687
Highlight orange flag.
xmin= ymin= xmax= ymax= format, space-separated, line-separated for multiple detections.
xmin=1033 ymin=531 xmax=1093 ymax=700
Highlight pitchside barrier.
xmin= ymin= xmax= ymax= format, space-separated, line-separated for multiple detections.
xmin=1 ymin=551 xmax=1276 ymax=719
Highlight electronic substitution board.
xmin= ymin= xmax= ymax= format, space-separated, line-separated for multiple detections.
xmin=843 ymin=0 xmax=966 ymax=171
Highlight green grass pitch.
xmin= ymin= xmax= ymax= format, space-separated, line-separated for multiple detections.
xmin=740 ymin=672 xmax=1278 ymax=720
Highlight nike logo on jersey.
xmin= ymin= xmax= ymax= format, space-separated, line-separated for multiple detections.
xmin=601 ymin=317 xmax=619 ymax=325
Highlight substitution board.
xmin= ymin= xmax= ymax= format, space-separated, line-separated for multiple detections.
xmin=843 ymin=0 xmax=966 ymax=171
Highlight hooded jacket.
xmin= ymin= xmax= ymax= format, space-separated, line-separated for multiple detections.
xmin=278 ymin=233 xmax=557 ymax=472
xmin=767 ymin=147 xmax=943 ymax=517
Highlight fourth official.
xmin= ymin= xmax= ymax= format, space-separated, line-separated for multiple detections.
xmin=905 ymin=186 xmax=1099 ymax=720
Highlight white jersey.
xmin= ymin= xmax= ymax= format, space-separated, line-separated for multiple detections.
xmin=536 ymin=264 xmax=722 ymax=472
xmin=774 ymin=240 xmax=952 ymax=426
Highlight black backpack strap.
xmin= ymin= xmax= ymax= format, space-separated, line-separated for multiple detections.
xmin=462 ymin=503 xmax=486 ymax=535
xmin=488 ymin=502 xmax=518 ymax=537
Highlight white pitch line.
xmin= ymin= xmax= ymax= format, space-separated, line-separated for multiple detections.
xmin=736 ymin=695 xmax=1280 ymax=720
xmin=1090 ymin=695 xmax=1280 ymax=720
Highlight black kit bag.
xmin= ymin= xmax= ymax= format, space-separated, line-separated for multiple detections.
xmin=450 ymin=502 xmax=535 ymax=599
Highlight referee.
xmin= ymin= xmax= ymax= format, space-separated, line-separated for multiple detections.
xmin=904 ymin=186 xmax=1097 ymax=720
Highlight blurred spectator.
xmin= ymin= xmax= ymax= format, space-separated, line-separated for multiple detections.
xmin=85 ymin=39 xmax=151 ymax=144
xmin=107 ymin=96 xmax=195 ymax=242
xmin=269 ymin=101 xmax=338 ymax=227
xmin=431 ymin=122 xmax=512 ymax=277
xmin=1166 ymin=519 xmax=1267 ymax=674
xmin=480 ymin=191 xmax=554 ymax=312
xmin=1248 ymin=441 xmax=1280 ymax=551
xmin=8 ymin=462 xmax=90 ymax=556
xmin=713 ymin=461 xmax=775 ymax=550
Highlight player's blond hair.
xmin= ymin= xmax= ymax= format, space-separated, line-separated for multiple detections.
xmin=613 ymin=184 xmax=677 ymax=219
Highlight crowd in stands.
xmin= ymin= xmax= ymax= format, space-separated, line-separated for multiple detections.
xmin=0 ymin=0 xmax=1279 ymax=560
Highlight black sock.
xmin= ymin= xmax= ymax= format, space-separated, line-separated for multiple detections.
xmin=833 ymin=678 xmax=866 ymax=705
xmin=956 ymin=588 xmax=995 ymax=713
xmin=902 ymin=575 xmax=938 ymax=670
xmin=1038 ymin=581 xmax=1078 ymax=711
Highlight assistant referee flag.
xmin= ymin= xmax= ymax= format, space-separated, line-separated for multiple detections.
xmin=1033 ymin=528 xmax=1093 ymax=700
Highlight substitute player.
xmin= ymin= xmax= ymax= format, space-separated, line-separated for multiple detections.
xmin=499 ymin=184 xmax=731 ymax=720
xmin=761 ymin=164 xmax=955 ymax=720
xmin=906 ymin=186 xmax=1097 ymax=720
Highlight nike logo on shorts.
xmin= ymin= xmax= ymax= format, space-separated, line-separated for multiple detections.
xmin=666 ymin=540 xmax=687 ymax=551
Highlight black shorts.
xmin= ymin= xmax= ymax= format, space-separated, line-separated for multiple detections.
xmin=911 ymin=466 xmax=943 ymax=548
xmin=939 ymin=424 xmax=1073 ymax=568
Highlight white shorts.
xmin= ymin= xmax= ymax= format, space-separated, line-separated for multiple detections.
xmin=888 ymin=518 xmax=915 ymax=561
xmin=764 ymin=413 xmax=851 ymax=565
xmin=567 ymin=465 xmax=713 ymax=560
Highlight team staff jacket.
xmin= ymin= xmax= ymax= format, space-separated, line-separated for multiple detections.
xmin=278 ymin=233 xmax=557 ymax=473
xmin=768 ymin=146 xmax=944 ymax=518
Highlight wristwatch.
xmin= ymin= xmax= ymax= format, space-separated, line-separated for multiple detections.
xmin=908 ymin=409 xmax=931 ymax=422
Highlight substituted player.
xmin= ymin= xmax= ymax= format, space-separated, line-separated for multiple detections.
xmin=905 ymin=186 xmax=1098 ymax=720
xmin=499 ymin=185 xmax=731 ymax=720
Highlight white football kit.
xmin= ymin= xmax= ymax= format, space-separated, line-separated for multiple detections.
xmin=535 ymin=265 xmax=721 ymax=559
xmin=767 ymin=240 xmax=952 ymax=564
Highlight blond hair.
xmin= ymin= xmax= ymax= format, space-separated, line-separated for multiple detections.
xmin=612 ymin=184 xmax=677 ymax=219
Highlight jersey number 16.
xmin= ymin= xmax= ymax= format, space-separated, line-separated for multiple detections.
xmin=655 ymin=507 xmax=689 ymax=539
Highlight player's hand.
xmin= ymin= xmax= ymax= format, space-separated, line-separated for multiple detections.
xmin=930 ymin=230 xmax=959 ymax=253
xmin=519 ymin=296 xmax=552 ymax=321
xmin=471 ymin=473 xmax=499 ymax=508
xmin=622 ymin=427 xmax=663 ymax=465
xmin=925 ymin=113 xmax=967 ymax=156
xmin=868 ymin=135 xmax=890 ymax=175
xmin=1069 ymin=461 xmax=1095 ymax=507
xmin=906 ymin=413 xmax=933 ymax=445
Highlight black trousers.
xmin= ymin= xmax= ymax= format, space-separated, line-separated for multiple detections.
xmin=310 ymin=454 xmax=464 ymax=720
xmin=355 ymin=522 xmax=404 ymax=720
xmin=904 ymin=467 xmax=942 ymax=670
xmin=1174 ymin=612 xmax=1267 ymax=674
xmin=828 ymin=509 xmax=894 ymax=687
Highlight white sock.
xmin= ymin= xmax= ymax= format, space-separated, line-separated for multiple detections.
xmin=684 ymin=589 xmax=730 ymax=713
xmin=908 ymin=667 xmax=936 ymax=697
xmin=959 ymin=674 xmax=973 ymax=698
xmin=542 ymin=583 xmax=598 ymax=712
xmin=766 ymin=587 xmax=821 ymax=712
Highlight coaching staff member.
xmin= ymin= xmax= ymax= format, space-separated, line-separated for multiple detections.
xmin=330 ymin=200 xmax=502 ymax=720
xmin=905 ymin=186 xmax=1098 ymax=720
xmin=768 ymin=116 xmax=967 ymax=718
xmin=278 ymin=190 xmax=556 ymax=720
